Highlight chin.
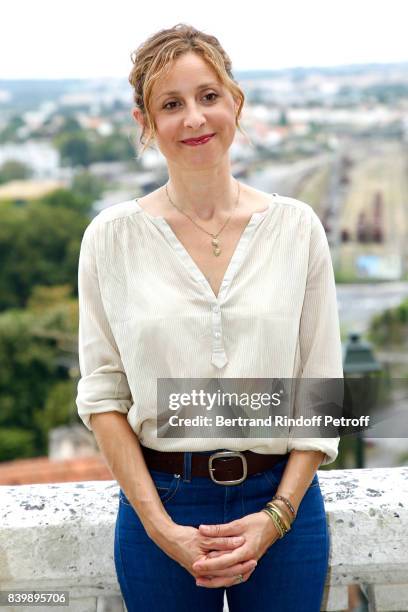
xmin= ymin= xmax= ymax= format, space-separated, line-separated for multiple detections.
xmin=184 ymin=148 xmax=224 ymax=162
xmin=175 ymin=156 xmax=212 ymax=170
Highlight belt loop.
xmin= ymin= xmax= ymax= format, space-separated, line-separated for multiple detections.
xmin=183 ymin=452 xmax=192 ymax=483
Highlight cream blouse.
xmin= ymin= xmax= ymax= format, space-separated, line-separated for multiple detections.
xmin=75 ymin=193 xmax=343 ymax=465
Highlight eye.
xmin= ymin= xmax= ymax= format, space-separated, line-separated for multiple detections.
xmin=163 ymin=100 xmax=180 ymax=110
xmin=162 ymin=92 xmax=219 ymax=111
xmin=203 ymin=92 xmax=219 ymax=102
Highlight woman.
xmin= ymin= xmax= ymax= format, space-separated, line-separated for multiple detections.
xmin=76 ymin=23 xmax=343 ymax=612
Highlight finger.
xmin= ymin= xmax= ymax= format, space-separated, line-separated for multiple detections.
xmin=200 ymin=535 xmax=245 ymax=551
xmin=199 ymin=521 xmax=243 ymax=538
xmin=206 ymin=550 xmax=229 ymax=558
xmin=197 ymin=559 xmax=257 ymax=579
xmin=193 ymin=549 xmax=234 ymax=572
xmin=200 ymin=553 xmax=256 ymax=570
xmin=193 ymin=548 xmax=244 ymax=573
xmin=196 ymin=567 xmax=256 ymax=588
xmin=195 ymin=550 xmax=230 ymax=564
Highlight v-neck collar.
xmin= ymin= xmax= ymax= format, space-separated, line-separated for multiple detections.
xmin=134 ymin=198 xmax=274 ymax=303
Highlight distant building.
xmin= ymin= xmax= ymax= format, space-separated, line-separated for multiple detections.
xmin=0 ymin=141 xmax=60 ymax=178
xmin=77 ymin=115 xmax=114 ymax=136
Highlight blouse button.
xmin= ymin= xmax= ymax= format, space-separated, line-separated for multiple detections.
xmin=212 ymin=305 xmax=220 ymax=313
xmin=214 ymin=331 xmax=221 ymax=339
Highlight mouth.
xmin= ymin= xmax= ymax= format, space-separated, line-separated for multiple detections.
xmin=180 ymin=133 xmax=216 ymax=146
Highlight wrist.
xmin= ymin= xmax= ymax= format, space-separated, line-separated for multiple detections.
xmin=268 ymin=498 xmax=295 ymax=523
xmin=270 ymin=493 xmax=298 ymax=520
xmin=143 ymin=511 xmax=176 ymax=542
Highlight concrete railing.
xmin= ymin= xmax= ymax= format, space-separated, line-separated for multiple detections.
xmin=1 ymin=467 xmax=408 ymax=611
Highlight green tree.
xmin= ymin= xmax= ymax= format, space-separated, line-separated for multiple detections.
xmin=278 ymin=109 xmax=289 ymax=127
xmin=91 ymin=132 xmax=135 ymax=162
xmin=368 ymin=299 xmax=408 ymax=347
xmin=0 ymin=159 xmax=32 ymax=184
xmin=59 ymin=116 xmax=82 ymax=134
xmin=0 ymin=428 xmax=37 ymax=460
xmin=0 ymin=309 xmax=60 ymax=458
xmin=0 ymin=291 xmax=79 ymax=461
xmin=33 ymin=379 xmax=78 ymax=446
xmin=0 ymin=116 xmax=25 ymax=143
xmin=54 ymin=131 xmax=92 ymax=167
xmin=71 ymin=170 xmax=106 ymax=203
xmin=40 ymin=188 xmax=94 ymax=216
xmin=0 ymin=199 xmax=88 ymax=311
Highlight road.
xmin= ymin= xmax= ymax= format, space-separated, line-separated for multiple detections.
xmin=246 ymin=162 xmax=408 ymax=333
xmin=336 ymin=281 xmax=408 ymax=333
xmin=245 ymin=153 xmax=332 ymax=195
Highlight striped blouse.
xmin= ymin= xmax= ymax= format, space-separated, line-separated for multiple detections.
xmin=75 ymin=193 xmax=343 ymax=465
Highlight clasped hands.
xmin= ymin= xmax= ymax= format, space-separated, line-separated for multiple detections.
xmin=166 ymin=511 xmax=281 ymax=588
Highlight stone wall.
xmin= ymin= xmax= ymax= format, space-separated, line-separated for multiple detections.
xmin=1 ymin=467 xmax=408 ymax=611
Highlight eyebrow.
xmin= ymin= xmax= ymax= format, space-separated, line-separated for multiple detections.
xmin=157 ymin=82 xmax=220 ymax=100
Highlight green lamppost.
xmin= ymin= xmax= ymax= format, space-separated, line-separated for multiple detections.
xmin=342 ymin=332 xmax=382 ymax=468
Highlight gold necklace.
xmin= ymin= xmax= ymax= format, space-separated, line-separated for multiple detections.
xmin=164 ymin=180 xmax=240 ymax=257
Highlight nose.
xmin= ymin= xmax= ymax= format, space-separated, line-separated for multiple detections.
xmin=183 ymin=102 xmax=205 ymax=130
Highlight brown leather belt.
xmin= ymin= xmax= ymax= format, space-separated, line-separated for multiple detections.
xmin=141 ymin=446 xmax=289 ymax=486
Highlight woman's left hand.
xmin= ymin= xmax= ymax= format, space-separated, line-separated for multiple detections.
xmin=192 ymin=511 xmax=281 ymax=588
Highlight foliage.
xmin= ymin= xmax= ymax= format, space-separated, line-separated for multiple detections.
xmin=53 ymin=128 xmax=135 ymax=167
xmin=0 ymin=199 xmax=88 ymax=311
xmin=0 ymin=116 xmax=25 ymax=143
xmin=0 ymin=291 xmax=79 ymax=461
xmin=319 ymin=436 xmax=362 ymax=470
xmin=0 ymin=428 xmax=37 ymax=461
xmin=0 ymin=159 xmax=32 ymax=184
xmin=278 ymin=109 xmax=289 ymax=126
xmin=91 ymin=132 xmax=135 ymax=163
xmin=32 ymin=379 xmax=79 ymax=448
xmin=0 ymin=185 xmax=92 ymax=460
xmin=54 ymin=131 xmax=93 ymax=167
xmin=39 ymin=188 xmax=94 ymax=216
xmin=71 ymin=170 xmax=106 ymax=202
xmin=59 ymin=116 xmax=82 ymax=133
xmin=368 ymin=298 xmax=408 ymax=347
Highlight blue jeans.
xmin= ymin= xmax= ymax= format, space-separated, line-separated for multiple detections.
xmin=114 ymin=452 xmax=330 ymax=612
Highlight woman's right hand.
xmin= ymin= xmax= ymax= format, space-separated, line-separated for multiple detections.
xmin=151 ymin=522 xmax=258 ymax=584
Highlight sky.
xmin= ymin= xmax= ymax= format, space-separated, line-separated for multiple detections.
xmin=1 ymin=0 xmax=407 ymax=79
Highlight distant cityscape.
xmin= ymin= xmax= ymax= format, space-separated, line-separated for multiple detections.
xmin=1 ymin=61 xmax=408 ymax=474
xmin=1 ymin=61 xmax=408 ymax=285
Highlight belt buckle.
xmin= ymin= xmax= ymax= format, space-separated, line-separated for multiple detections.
xmin=208 ymin=451 xmax=248 ymax=486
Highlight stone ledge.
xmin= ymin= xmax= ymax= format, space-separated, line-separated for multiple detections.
xmin=0 ymin=467 xmax=407 ymax=611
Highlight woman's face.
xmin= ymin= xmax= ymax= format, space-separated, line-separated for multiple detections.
xmin=136 ymin=52 xmax=239 ymax=170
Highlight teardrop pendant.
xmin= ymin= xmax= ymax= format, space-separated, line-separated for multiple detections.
xmin=211 ymin=237 xmax=219 ymax=246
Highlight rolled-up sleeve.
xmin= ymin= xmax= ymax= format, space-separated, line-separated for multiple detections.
xmin=75 ymin=221 xmax=132 ymax=431
xmin=287 ymin=209 xmax=343 ymax=465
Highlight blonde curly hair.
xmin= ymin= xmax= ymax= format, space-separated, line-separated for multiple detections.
xmin=129 ymin=23 xmax=247 ymax=157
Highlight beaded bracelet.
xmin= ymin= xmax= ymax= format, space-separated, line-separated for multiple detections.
xmin=272 ymin=494 xmax=297 ymax=519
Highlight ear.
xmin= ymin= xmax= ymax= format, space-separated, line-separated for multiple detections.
xmin=233 ymin=97 xmax=240 ymax=120
xmin=132 ymin=107 xmax=145 ymax=129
